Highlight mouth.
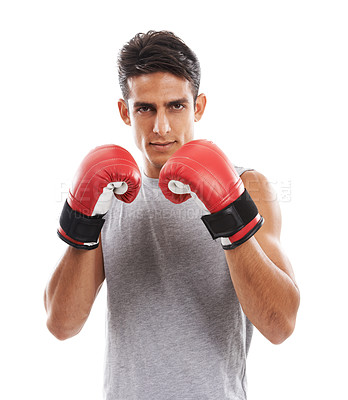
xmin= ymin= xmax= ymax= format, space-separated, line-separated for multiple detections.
xmin=149 ymin=141 xmax=176 ymax=152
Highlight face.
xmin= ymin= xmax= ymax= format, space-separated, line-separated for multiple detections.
xmin=118 ymin=72 xmax=206 ymax=178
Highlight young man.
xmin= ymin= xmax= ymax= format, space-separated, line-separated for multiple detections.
xmin=45 ymin=31 xmax=300 ymax=399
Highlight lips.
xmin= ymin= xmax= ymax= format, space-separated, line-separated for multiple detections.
xmin=149 ymin=141 xmax=176 ymax=152
xmin=150 ymin=141 xmax=175 ymax=146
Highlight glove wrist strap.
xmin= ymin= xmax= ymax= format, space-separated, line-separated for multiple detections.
xmin=57 ymin=200 xmax=105 ymax=250
xmin=201 ymin=189 xmax=263 ymax=248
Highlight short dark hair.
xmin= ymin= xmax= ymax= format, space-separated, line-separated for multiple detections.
xmin=117 ymin=30 xmax=201 ymax=101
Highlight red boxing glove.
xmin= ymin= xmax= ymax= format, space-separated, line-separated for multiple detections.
xmin=58 ymin=144 xmax=141 ymax=249
xmin=159 ymin=139 xmax=263 ymax=249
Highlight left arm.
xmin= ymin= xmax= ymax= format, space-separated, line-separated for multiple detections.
xmin=225 ymin=170 xmax=300 ymax=344
xmin=158 ymin=140 xmax=300 ymax=344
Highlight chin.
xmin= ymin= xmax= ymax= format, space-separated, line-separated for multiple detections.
xmin=154 ymin=154 xmax=172 ymax=168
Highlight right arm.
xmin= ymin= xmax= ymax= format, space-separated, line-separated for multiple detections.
xmin=44 ymin=243 xmax=105 ymax=341
xmin=45 ymin=144 xmax=141 ymax=340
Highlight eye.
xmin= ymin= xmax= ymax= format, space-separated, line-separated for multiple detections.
xmin=137 ymin=106 xmax=153 ymax=113
xmin=171 ymin=103 xmax=185 ymax=111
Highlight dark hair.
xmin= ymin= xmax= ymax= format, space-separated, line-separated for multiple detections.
xmin=117 ymin=30 xmax=201 ymax=101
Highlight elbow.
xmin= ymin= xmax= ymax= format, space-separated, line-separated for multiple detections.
xmin=257 ymin=314 xmax=297 ymax=345
xmin=44 ymin=294 xmax=88 ymax=341
xmin=267 ymin=318 xmax=296 ymax=345
xmin=267 ymin=300 xmax=300 ymax=345
xmin=46 ymin=317 xmax=82 ymax=341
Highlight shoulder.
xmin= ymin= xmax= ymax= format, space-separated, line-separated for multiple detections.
xmin=240 ymin=170 xmax=274 ymax=201
xmin=240 ymin=170 xmax=282 ymax=240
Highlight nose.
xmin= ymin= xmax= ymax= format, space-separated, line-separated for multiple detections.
xmin=153 ymin=110 xmax=171 ymax=136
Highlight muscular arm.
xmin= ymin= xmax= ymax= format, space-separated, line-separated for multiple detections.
xmin=225 ymin=171 xmax=300 ymax=344
xmin=44 ymin=241 xmax=105 ymax=340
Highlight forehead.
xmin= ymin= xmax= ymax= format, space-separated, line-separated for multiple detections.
xmin=127 ymin=72 xmax=194 ymax=103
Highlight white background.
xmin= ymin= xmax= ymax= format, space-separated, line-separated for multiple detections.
xmin=1 ymin=0 xmax=347 ymax=399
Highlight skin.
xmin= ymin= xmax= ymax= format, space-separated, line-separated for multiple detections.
xmin=227 ymin=171 xmax=299 ymax=344
xmin=45 ymin=71 xmax=299 ymax=344
xmin=118 ymin=72 xmax=207 ymax=178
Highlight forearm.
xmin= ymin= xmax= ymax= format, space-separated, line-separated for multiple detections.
xmin=225 ymin=237 xmax=300 ymax=344
xmin=44 ymin=245 xmax=105 ymax=340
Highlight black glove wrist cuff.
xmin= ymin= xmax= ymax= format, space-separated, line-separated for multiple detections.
xmin=201 ymin=189 xmax=260 ymax=239
xmin=57 ymin=200 xmax=105 ymax=249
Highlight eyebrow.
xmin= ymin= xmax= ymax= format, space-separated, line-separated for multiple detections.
xmin=133 ymin=98 xmax=190 ymax=108
xmin=167 ymin=98 xmax=190 ymax=107
xmin=133 ymin=101 xmax=154 ymax=109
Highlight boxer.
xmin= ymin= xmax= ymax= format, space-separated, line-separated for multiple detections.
xmin=45 ymin=31 xmax=299 ymax=400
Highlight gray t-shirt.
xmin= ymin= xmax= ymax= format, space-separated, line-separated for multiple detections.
xmin=101 ymin=167 xmax=253 ymax=400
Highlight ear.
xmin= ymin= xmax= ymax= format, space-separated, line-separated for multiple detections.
xmin=118 ymin=99 xmax=131 ymax=126
xmin=194 ymin=93 xmax=207 ymax=122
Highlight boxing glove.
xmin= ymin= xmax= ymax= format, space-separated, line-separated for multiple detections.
xmin=58 ymin=144 xmax=141 ymax=250
xmin=159 ymin=139 xmax=263 ymax=249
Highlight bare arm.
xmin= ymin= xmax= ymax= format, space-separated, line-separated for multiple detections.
xmin=44 ymin=240 xmax=105 ymax=340
xmin=225 ymin=171 xmax=300 ymax=344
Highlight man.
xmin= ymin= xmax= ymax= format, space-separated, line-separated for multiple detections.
xmin=45 ymin=31 xmax=300 ymax=399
